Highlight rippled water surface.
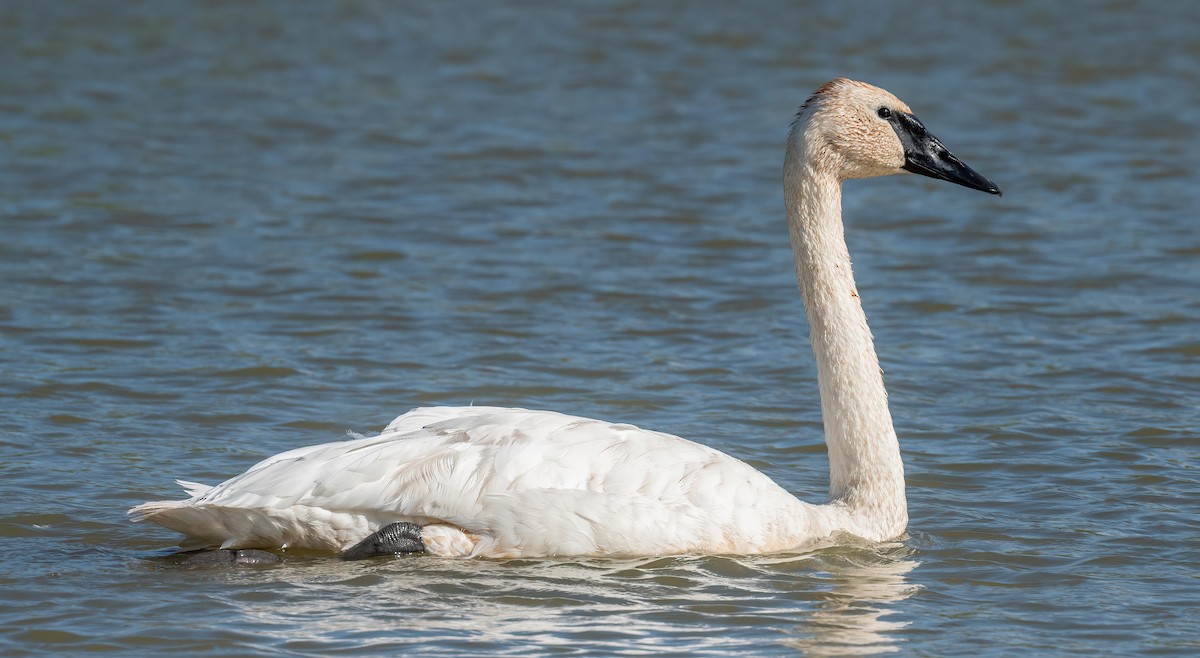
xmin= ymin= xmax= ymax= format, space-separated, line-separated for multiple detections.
xmin=2 ymin=1 xmax=1199 ymax=655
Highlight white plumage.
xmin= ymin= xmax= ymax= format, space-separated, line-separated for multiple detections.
xmin=130 ymin=78 xmax=999 ymax=559
xmin=133 ymin=407 xmax=831 ymax=557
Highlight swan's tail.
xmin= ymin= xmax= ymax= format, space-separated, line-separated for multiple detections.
xmin=128 ymin=480 xmax=222 ymax=550
xmin=128 ymin=498 xmax=384 ymax=553
xmin=127 ymin=500 xmax=236 ymax=550
xmin=128 ymin=499 xmax=306 ymax=551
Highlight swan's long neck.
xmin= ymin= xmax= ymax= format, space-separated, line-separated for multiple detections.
xmin=784 ymin=134 xmax=907 ymax=538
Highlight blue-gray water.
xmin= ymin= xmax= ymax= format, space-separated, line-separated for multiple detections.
xmin=2 ymin=1 xmax=1198 ymax=655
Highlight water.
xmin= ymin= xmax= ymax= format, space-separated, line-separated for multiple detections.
xmin=2 ymin=0 xmax=1198 ymax=654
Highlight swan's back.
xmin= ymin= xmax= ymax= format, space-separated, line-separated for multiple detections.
xmin=131 ymin=406 xmax=818 ymax=557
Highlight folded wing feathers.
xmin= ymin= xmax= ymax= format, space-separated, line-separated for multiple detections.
xmin=131 ymin=406 xmax=805 ymax=555
xmin=175 ymin=479 xmax=212 ymax=497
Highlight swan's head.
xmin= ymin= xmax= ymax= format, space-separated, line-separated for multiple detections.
xmin=791 ymin=78 xmax=1001 ymax=195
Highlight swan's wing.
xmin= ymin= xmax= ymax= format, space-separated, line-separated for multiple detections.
xmin=382 ymin=405 xmax=518 ymax=434
xmin=174 ymin=479 xmax=212 ymax=497
xmin=161 ymin=406 xmax=487 ymax=507
xmin=194 ymin=407 xmax=743 ymax=511
xmin=142 ymin=406 xmax=809 ymax=555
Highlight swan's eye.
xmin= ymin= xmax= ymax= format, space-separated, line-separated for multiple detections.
xmin=877 ymin=107 xmax=892 ymax=120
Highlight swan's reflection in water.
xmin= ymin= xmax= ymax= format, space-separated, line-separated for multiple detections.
xmin=216 ymin=542 xmax=918 ymax=655
xmin=780 ymin=542 xmax=919 ymax=655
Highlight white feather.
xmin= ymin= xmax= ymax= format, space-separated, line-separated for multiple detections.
xmin=133 ymin=407 xmax=829 ymax=557
xmin=174 ymin=479 xmax=212 ymax=498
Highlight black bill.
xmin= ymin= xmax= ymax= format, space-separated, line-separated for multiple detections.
xmin=887 ymin=111 xmax=1002 ymax=196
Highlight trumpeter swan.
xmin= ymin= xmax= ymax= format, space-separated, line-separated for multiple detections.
xmin=130 ymin=78 xmax=1000 ymax=560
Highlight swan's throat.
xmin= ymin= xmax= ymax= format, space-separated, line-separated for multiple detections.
xmin=784 ymin=157 xmax=907 ymax=537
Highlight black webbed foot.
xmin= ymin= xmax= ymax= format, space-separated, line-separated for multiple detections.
xmin=183 ymin=549 xmax=281 ymax=566
xmin=339 ymin=522 xmax=426 ymax=560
